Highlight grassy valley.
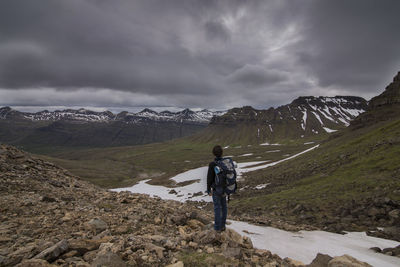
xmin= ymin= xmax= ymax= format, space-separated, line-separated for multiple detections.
xmin=37 ymin=138 xmax=312 ymax=189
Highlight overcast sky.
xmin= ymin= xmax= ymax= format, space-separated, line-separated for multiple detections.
xmin=0 ymin=0 xmax=399 ymax=111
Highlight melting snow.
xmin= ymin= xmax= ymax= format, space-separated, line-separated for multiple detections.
xmin=239 ymin=153 xmax=254 ymax=157
xmin=254 ymin=183 xmax=270 ymax=189
xmin=311 ymin=111 xmax=324 ymax=126
xmin=260 ymin=142 xmax=281 ymax=146
xmin=229 ymin=220 xmax=400 ymax=266
xmin=323 ymin=127 xmax=338 ymax=133
xmin=301 ymin=110 xmax=307 ymax=130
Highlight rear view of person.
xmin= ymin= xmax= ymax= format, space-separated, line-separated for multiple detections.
xmin=207 ymin=145 xmax=237 ymax=232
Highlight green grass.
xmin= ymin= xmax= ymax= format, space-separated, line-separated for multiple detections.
xmin=231 ymin=116 xmax=400 ymax=215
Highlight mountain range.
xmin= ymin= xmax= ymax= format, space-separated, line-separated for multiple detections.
xmin=0 ymin=95 xmax=367 ymax=151
xmin=193 ymin=96 xmax=367 ymax=144
xmin=0 ymin=107 xmax=225 ymax=124
xmin=0 ymin=108 xmax=224 ymax=151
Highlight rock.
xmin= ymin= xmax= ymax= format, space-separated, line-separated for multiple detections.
xmin=194 ymin=229 xmax=221 ymax=245
xmin=383 ymin=226 xmax=400 ymax=240
xmin=68 ymin=238 xmax=111 ymax=255
xmin=369 ymin=247 xmax=382 ymax=253
xmin=328 ymin=254 xmax=372 ymax=267
xmin=171 ymin=214 xmax=187 ymax=225
xmin=33 ymin=239 xmax=69 ymax=262
xmin=307 ymin=253 xmax=333 ymax=267
xmin=165 ymin=261 xmax=184 ymax=267
xmin=154 ymin=216 xmax=162 ymax=224
xmin=61 ymin=212 xmax=74 ymax=222
xmin=389 ymin=209 xmax=400 ymax=219
xmin=222 ymin=247 xmax=241 ymax=258
xmin=242 ymin=236 xmax=253 ymax=249
xmin=169 ymin=189 xmax=177 ymax=195
xmin=284 ymin=257 xmax=305 ymax=266
xmin=145 ymin=243 xmax=165 ymax=259
xmin=221 ymin=228 xmax=244 ymax=247
xmin=61 ymin=250 xmax=79 ymax=259
xmin=83 ymin=250 xmax=98 ymax=262
xmin=91 ymin=251 xmax=126 ymax=267
xmin=367 ymin=207 xmax=381 ymax=217
xmin=187 ymin=219 xmax=204 ymax=229
xmin=15 ymin=259 xmax=57 ymax=267
xmin=41 ymin=196 xmax=57 ymax=202
xmin=188 ymin=241 xmax=198 ymax=249
xmin=86 ymin=218 xmax=108 ymax=234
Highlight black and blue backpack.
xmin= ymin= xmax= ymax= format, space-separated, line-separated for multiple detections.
xmin=213 ymin=157 xmax=237 ymax=197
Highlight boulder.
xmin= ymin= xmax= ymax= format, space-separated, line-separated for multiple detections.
xmin=328 ymin=254 xmax=372 ymax=267
xmin=307 ymin=253 xmax=333 ymax=267
xmin=15 ymin=259 xmax=57 ymax=267
xmin=90 ymin=251 xmax=126 ymax=267
xmin=86 ymin=218 xmax=108 ymax=234
xmin=165 ymin=261 xmax=184 ymax=267
xmin=68 ymin=237 xmax=111 ymax=255
xmin=33 ymin=239 xmax=69 ymax=262
xmin=284 ymin=257 xmax=305 ymax=266
xmin=222 ymin=247 xmax=242 ymax=258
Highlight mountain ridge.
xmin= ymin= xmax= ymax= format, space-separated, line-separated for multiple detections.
xmin=193 ymin=95 xmax=367 ymax=144
xmin=0 ymin=107 xmax=225 ymax=124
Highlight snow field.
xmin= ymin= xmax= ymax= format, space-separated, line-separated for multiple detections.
xmin=229 ymin=220 xmax=400 ymax=266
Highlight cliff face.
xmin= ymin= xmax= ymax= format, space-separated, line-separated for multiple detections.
xmin=369 ymin=71 xmax=400 ymax=109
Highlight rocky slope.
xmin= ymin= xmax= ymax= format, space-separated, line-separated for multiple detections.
xmin=194 ymin=96 xmax=367 ymax=144
xmin=0 ymin=108 xmax=224 ymax=151
xmin=0 ymin=144 xmax=291 ymax=267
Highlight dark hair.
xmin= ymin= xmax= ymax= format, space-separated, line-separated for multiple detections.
xmin=212 ymin=145 xmax=223 ymax=158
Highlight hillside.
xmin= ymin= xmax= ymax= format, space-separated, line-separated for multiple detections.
xmin=0 ymin=108 xmax=224 ymax=152
xmin=1 ymin=144 xmax=297 ymax=267
xmin=193 ymin=96 xmax=367 ymax=145
xmin=230 ymin=72 xmax=400 ymax=239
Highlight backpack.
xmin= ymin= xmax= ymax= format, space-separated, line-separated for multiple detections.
xmin=213 ymin=157 xmax=237 ymax=196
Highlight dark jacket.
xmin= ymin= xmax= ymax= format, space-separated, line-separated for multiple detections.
xmin=207 ymin=157 xmax=221 ymax=193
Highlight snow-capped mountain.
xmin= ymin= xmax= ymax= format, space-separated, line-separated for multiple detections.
xmin=0 ymin=107 xmax=225 ymax=124
xmin=0 ymin=107 xmax=226 ymax=149
xmin=198 ymin=96 xmax=368 ymax=144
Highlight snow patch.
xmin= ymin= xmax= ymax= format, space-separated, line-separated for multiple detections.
xmin=229 ymin=220 xmax=400 ymax=266
xmin=254 ymin=183 xmax=270 ymax=190
xmin=323 ymin=127 xmax=337 ymax=133
xmin=239 ymin=153 xmax=253 ymax=157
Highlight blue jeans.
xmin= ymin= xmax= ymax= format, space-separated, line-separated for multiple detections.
xmin=212 ymin=192 xmax=227 ymax=231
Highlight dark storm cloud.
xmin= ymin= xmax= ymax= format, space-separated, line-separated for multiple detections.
xmin=296 ymin=0 xmax=400 ymax=93
xmin=228 ymin=65 xmax=287 ymax=87
xmin=0 ymin=0 xmax=399 ymax=109
xmin=204 ymin=20 xmax=231 ymax=43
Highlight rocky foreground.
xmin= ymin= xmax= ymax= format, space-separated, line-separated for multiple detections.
xmin=0 ymin=144 xmax=374 ymax=266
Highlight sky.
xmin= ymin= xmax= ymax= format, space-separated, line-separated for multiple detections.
xmin=0 ymin=0 xmax=399 ymax=111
